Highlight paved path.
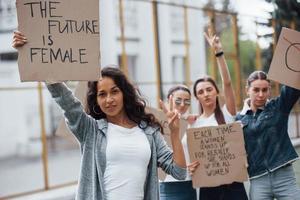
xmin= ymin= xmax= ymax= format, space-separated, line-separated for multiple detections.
xmin=3 ymin=145 xmax=300 ymax=200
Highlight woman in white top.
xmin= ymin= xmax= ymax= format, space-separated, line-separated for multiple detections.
xmin=159 ymin=85 xmax=197 ymax=200
xmin=188 ymin=29 xmax=248 ymax=200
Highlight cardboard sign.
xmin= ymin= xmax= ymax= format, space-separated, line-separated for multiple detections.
xmin=16 ymin=0 xmax=100 ymax=81
xmin=268 ymin=27 xmax=300 ymax=89
xmin=145 ymin=107 xmax=187 ymax=180
xmin=187 ymin=122 xmax=248 ymax=187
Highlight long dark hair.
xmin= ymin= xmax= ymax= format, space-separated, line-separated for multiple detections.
xmin=85 ymin=65 xmax=163 ymax=131
xmin=193 ymin=76 xmax=225 ymax=125
xmin=247 ymin=70 xmax=270 ymax=87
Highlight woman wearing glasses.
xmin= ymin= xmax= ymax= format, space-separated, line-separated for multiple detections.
xmin=167 ymin=85 xmax=192 ymax=119
xmin=187 ymin=30 xmax=248 ymax=200
xmin=159 ymin=84 xmax=198 ymax=200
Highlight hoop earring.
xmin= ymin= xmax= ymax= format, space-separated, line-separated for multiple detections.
xmin=93 ymin=105 xmax=101 ymax=115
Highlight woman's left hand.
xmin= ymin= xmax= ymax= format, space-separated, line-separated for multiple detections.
xmin=188 ymin=161 xmax=200 ymax=176
xmin=185 ymin=114 xmax=198 ymax=125
xmin=159 ymin=95 xmax=180 ymax=135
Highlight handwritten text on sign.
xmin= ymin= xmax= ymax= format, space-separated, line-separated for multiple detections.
xmin=16 ymin=0 xmax=100 ymax=81
xmin=187 ymin=122 xmax=248 ymax=187
xmin=268 ymin=27 xmax=300 ymax=90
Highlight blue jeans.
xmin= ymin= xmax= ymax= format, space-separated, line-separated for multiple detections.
xmin=159 ymin=180 xmax=197 ymax=200
xmin=250 ymin=164 xmax=300 ymax=200
xmin=200 ymin=182 xmax=248 ymax=200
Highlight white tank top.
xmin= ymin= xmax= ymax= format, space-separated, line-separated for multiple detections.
xmin=104 ymin=123 xmax=151 ymax=200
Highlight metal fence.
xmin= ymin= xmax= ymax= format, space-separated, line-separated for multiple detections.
xmin=0 ymin=0 xmax=299 ymax=199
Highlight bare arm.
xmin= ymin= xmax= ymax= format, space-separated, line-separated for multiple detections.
xmin=160 ymin=97 xmax=186 ymax=168
xmin=12 ymin=31 xmax=94 ymax=143
xmin=204 ymin=29 xmax=236 ymax=115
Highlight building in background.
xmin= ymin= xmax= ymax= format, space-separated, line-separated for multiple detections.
xmin=0 ymin=0 xmax=46 ymax=159
xmin=101 ymin=0 xmax=207 ymax=105
xmin=0 ymin=0 xmax=206 ymax=159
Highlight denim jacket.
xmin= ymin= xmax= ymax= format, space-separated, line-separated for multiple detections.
xmin=236 ymin=85 xmax=300 ymax=179
xmin=46 ymin=83 xmax=186 ymax=200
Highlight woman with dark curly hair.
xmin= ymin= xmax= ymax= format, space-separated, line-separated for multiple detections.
xmin=13 ymin=31 xmax=187 ymax=200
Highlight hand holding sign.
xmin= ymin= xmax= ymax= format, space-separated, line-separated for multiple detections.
xmin=187 ymin=122 xmax=248 ymax=188
xmin=16 ymin=0 xmax=100 ymax=81
xmin=12 ymin=31 xmax=27 ymax=48
xmin=187 ymin=160 xmax=200 ymax=177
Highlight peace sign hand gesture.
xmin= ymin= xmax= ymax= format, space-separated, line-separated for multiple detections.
xmin=204 ymin=27 xmax=223 ymax=53
xmin=159 ymin=95 xmax=180 ymax=137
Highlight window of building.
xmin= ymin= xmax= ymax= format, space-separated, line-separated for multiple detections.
xmin=169 ymin=0 xmax=184 ymax=37
xmin=0 ymin=52 xmax=18 ymax=61
xmin=114 ymin=1 xmax=138 ymax=32
xmin=171 ymin=55 xmax=186 ymax=84
xmin=0 ymin=0 xmax=17 ymax=32
xmin=118 ymin=55 xmax=138 ymax=82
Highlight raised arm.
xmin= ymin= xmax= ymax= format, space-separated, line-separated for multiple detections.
xmin=46 ymin=83 xmax=95 ymax=143
xmin=159 ymin=97 xmax=186 ymax=168
xmin=12 ymin=31 xmax=95 ymax=143
xmin=204 ymin=29 xmax=236 ymax=115
xmin=278 ymin=85 xmax=300 ymax=114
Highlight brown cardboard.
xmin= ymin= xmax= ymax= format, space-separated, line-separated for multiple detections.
xmin=16 ymin=0 xmax=100 ymax=81
xmin=187 ymin=122 xmax=248 ymax=187
xmin=268 ymin=27 xmax=300 ymax=89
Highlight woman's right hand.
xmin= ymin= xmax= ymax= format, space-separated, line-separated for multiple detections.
xmin=159 ymin=96 xmax=180 ymax=136
xmin=12 ymin=31 xmax=27 ymax=49
xmin=204 ymin=27 xmax=222 ymax=53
